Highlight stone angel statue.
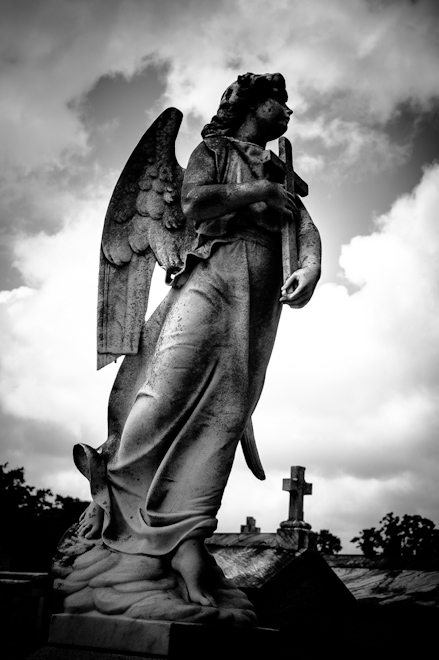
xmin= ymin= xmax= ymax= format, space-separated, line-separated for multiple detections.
xmin=52 ymin=72 xmax=322 ymax=626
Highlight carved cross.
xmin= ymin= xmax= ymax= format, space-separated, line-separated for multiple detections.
xmin=262 ymin=141 xmax=308 ymax=282
xmin=278 ymin=136 xmax=298 ymax=280
xmin=283 ymin=466 xmax=312 ymax=522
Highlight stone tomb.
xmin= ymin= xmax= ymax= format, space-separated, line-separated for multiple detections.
xmin=0 ymin=571 xmax=52 ymax=660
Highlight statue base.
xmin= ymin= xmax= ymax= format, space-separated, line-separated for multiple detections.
xmin=51 ymin=524 xmax=257 ymax=626
xmin=276 ymin=520 xmax=311 ymax=551
xmin=27 ymin=613 xmax=279 ymax=659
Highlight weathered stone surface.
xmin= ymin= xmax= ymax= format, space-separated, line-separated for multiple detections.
xmin=112 ymin=577 xmax=175 ymax=592
xmin=332 ymin=566 xmax=439 ymax=606
xmin=53 ymin=72 xmax=322 ymax=637
xmin=49 ymin=614 xmax=173 ymax=656
xmin=46 ymin=614 xmax=276 ymax=659
xmin=53 ymin=528 xmax=257 ymax=625
xmin=64 ymin=586 xmax=95 ymax=614
xmin=73 ymin=546 xmax=111 ymax=570
xmin=28 ymin=616 xmax=275 ymax=660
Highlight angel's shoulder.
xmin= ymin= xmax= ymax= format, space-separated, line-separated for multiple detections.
xmin=184 ymin=141 xmax=217 ymax=184
xmin=188 ymin=140 xmax=216 ymax=164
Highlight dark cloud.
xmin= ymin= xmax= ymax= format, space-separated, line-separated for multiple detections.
xmin=80 ymin=63 xmax=169 ymax=172
xmin=0 ymin=409 xmax=78 ymax=490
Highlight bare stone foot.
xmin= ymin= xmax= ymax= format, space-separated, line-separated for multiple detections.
xmin=171 ymin=538 xmax=217 ymax=608
xmin=77 ymin=501 xmax=104 ymax=539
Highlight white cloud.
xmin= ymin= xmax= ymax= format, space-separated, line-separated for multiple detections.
xmin=294 ymin=116 xmax=410 ymax=178
xmin=160 ymin=0 xmax=439 ymax=142
xmin=0 ymin=186 xmax=115 ymax=438
xmin=1 ymin=0 xmax=438 ymax=171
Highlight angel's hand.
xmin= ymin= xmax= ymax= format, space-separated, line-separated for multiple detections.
xmin=264 ymin=183 xmax=298 ymax=218
xmin=279 ymin=266 xmax=320 ymax=308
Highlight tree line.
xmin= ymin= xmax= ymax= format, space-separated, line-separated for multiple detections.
xmin=1 ymin=463 xmax=439 ymax=570
xmin=351 ymin=511 xmax=439 ymax=564
xmin=1 ymin=463 xmax=88 ymax=571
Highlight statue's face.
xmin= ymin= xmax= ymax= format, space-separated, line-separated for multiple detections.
xmin=252 ymin=97 xmax=292 ymax=141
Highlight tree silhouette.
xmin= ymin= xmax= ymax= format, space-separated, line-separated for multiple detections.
xmin=309 ymin=529 xmax=342 ymax=554
xmin=351 ymin=512 xmax=439 ymax=564
xmin=0 ymin=463 xmax=89 ymax=571
xmin=1 ymin=463 xmax=54 ymax=512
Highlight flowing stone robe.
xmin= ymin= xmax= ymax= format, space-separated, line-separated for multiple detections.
xmin=100 ymin=137 xmax=285 ymax=556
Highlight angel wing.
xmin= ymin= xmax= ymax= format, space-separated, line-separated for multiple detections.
xmin=97 ymin=107 xmax=196 ymax=369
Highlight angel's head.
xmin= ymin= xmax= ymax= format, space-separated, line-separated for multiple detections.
xmin=201 ymin=72 xmax=291 ymax=142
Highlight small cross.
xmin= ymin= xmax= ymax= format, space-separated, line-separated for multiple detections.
xmin=240 ymin=516 xmax=260 ymax=533
xmin=283 ymin=466 xmax=312 ymax=522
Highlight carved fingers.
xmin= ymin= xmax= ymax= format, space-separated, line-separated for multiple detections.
xmin=279 ymin=267 xmax=320 ymax=308
xmin=265 ymin=183 xmax=298 ymax=218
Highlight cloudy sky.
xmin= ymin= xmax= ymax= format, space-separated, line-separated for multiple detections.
xmin=1 ymin=0 xmax=438 ymax=553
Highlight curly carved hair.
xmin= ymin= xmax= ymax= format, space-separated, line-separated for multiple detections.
xmin=201 ymin=72 xmax=288 ymax=139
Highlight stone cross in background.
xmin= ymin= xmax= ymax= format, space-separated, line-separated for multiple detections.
xmin=283 ymin=465 xmax=313 ymax=523
xmin=240 ymin=516 xmax=261 ymax=533
xmin=277 ymin=466 xmax=313 ymax=551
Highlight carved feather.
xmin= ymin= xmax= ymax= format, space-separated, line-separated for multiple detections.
xmin=97 ymin=108 xmax=197 ymax=369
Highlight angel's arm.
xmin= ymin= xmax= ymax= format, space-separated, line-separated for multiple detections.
xmin=296 ymin=197 xmax=321 ymax=274
xmin=279 ymin=197 xmax=321 ymax=308
xmin=181 ymin=142 xmax=295 ymax=222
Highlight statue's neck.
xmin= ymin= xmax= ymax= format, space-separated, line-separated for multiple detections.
xmin=231 ymin=120 xmax=267 ymax=148
xmin=226 ymin=136 xmax=267 ymax=151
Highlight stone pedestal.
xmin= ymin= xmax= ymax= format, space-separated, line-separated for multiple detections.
xmin=0 ymin=571 xmax=52 ymax=659
xmin=27 ymin=614 xmax=279 ymax=660
xmin=276 ymin=520 xmax=311 ymax=551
